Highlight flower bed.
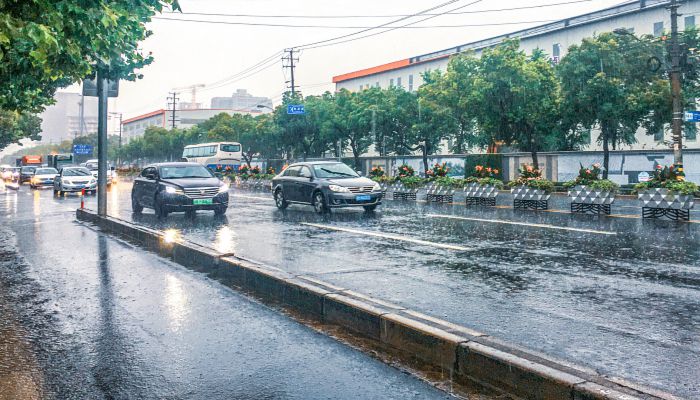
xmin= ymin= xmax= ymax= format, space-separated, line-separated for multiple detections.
xmin=634 ymin=164 xmax=697 ymax=220
xmin=464 ymin=165 xmax=503 ymax=206
xmin=508 ymin=165 xmax=553 ymax=210
xmin=563 ymin=163 xmax=618 ymax=215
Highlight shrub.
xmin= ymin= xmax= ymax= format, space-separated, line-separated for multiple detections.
xmin=266 ymin=166 xmax=276 ymax=175
xmin=471 ymin=164 xmax=500 ymax=179
xmin=399 ymin=176 xmax=425 ymax=189
xmin=369 ymin=165 xmax=385 ymax=178
xmin=397 ymin=164 xmax=415 ymax=178
xmin=634 ymin=164 xmax=698 ymax=195
xmin=426 ymin=162 xmax=449 ymax=178
xmin=464 ymin=154 xmax=502 ymax=180
xmin=371 ymin=175 xmax=395 ymax=183
xmin=563 ymin=163 xmax=619 ymax=193
xmin=508 ymin=164 xmax=554 ymax=192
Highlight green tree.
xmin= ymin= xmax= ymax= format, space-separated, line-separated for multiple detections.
xmin=558 ymin=32 xmax=659 ymax=178
xmin=0 ymin=110 xmax=41 ymax=150
xmin=327 ymin=89 xmax=378 ymax=170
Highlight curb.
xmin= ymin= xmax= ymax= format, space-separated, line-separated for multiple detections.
xmin=76 ymin=208 xmax=680 ymax=400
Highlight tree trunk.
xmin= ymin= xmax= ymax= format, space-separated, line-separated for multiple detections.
xmin=530 ymin=150 xmax=539 ymax=170
xmin=602 ymin=136 xmax=610 ymax=179
xmin=422 ymin=144 xmax=429 ymax=176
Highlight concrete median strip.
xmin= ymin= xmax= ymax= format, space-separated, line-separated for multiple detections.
xmin=75 ymin=208 xmax=676 ymax=400
xmin=426 ymin=214 xmax=618 ymax=235
xmin=301 ymin=222 xmax=472 ymax=251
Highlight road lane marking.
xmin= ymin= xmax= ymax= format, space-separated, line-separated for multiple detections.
xmin=425 ymin=214 xmax=617 ymax=235
xmin=301 ymin=223 xmax=471 ymax=251
xmin=231 ymin=194 xmax=274 ymax=201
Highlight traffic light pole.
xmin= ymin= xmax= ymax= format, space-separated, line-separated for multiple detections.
xmin=669 ymin=0 xmax=684 ymax=165
xmin=97 ymin=72 xmax=109 ymax=217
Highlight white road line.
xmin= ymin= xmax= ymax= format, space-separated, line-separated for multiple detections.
xmin=231 ymin=194 xmax=273 ymax=201
xmin=301 ymin=223 xmax=471 ymax=251
xmin=425 ymin=214 xmax=617 ymax=235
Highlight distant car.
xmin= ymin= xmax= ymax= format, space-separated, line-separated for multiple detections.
xmin=30 ymin=167 xmax=58 ymax=189
xmin=131 ymin=162 xmax=229 ymax=218
xmin=53 ymin=167 xmax=96 ymax=195
xmin=83 ymin=159 xmax=115 ymax=185
xmin=271 ymin=161 xmax=382 ymax=213
xmin=20 ymin=166 xmax=37 ymax=183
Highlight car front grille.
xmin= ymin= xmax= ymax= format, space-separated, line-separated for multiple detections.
xmin=347 ymin=186 xmax=374 ymax=193
xmin=183 ymin=187 xmax=219 ymax=199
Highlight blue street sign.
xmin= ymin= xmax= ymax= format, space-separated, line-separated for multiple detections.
xmin=684 ymin=110 xmax=700 ymax=122
xmin=287 ymin=104 xmax=305 ymax=115
xmin=73 ymin=144 xmax=93 ymax=155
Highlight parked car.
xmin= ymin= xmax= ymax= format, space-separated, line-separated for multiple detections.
xmin=53 ymin=166 xmax=96 ymax=195
xmin=20 ymin=166 xmax=37 ymax=183
xmin=271 ymin=161 xmax=382 ymax=213
xmin=131 ymin=162 xmax=229 ymax=218
xmin=30 ymin=167 xmax=58 ymax=189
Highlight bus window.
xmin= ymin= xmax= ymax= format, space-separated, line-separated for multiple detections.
xmin=220 ymin=144 xmax=241 ymax=153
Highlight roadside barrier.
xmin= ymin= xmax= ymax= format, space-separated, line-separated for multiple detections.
xmin=75 ymin=208 xmax=678 ymax=400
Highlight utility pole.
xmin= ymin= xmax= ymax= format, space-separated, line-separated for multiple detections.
xmin=109 ymin=112 xmax=123 ymax=166
xmin=669 ymin=0 xmax=684 ymax=165
xmin=167 ymin=92 xmax=179 ymax=129
xmin=282 ymin=48 xmax=299 ymax=96
xmin=97 ymin=72 xmax=109 ymax=217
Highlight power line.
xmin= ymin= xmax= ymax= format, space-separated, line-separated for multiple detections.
xmin=153 ymin=16 xmax=557 ymax=29
xmin=292 ymin=0 xmax=465 ymax=50
xmin=298 ymin=0 xmax=486 ymax=51
xmin=165 ymin=0 xmax=596 ymax=19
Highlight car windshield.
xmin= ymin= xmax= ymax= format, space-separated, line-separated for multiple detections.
xmin=313 ymin=163 xmax=359 ymax=179
xmin=85 ymin=162 xmax=98 ymax=170
xmin=35 ymin=168 xmax=57 ymax=175
xmin=159 ymin=165 xmax=213 ymax=179
xmin=21 ymin=167 xmax=36 ymax=173
xmin=62 ymin=168 xmax=91 ymax=176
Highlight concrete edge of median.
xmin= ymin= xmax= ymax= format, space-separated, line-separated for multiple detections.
xmin=75 ymin=208 xmax=681 ymax=400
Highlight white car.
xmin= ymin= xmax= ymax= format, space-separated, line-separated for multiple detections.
xmin=30 ymin=167 xmax=58 ymax=189
xmin=84 ymin=159 xmax=115 ymax=185
xmin=53 ymin=167 xmax=96 ymax=195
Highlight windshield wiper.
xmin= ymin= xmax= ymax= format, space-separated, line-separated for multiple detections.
xmin=320 ymin=168 xmax=353 ymax=177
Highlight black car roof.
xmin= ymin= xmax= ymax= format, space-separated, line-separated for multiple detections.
xmin=146 ymin=162 xmax=202 ymax=168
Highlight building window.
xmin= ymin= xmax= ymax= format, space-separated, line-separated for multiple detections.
xmin=389 ymin=78 xmax=394 ymax=87
xmin=685 ymin=15 xmax=695 ymax=29
xmin=653 ymin=21 xmax=664 ymax=37
xmin=408 ymin=75 xmax=414 ymax=92
xmin=654 ymin=129 xmax=664 ymax=142
xmin=375 ymin=82 xmax=380 ymax=88
xmin=552 ymin=43 xmax=561 ymax=58
xmin=397 ymin=77 xmax=402 ymax=88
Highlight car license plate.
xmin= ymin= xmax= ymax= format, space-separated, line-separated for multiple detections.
xmin=355 ymin=195 xmax=371 ymax=201
xmin=193 ymin=199 xmax=213 ymax=205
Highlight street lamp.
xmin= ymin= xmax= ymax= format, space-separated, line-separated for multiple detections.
xmin=256 ymin=104 xmax=273 ymax=111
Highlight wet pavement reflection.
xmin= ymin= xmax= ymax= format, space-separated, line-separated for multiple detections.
xmin=0 ymin=184 xmax=453 ymax=399
xmin=94 ymin=181 xmax=700 ymax=398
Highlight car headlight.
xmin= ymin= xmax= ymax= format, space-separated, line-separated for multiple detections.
xmin=165 ymin=185 xmax=183 ymax=194
xmin=328 ymin=184 xmax=350 ymax=193
xmin=372 ymin=182 xmax=381 ymax=191
xmin=88 ymin=179 xmax=96 ymax=185
xmin=218 ymin=183 xmax=229 ymax=193
xmin=63 ymin=179 xmax=73 ymax=185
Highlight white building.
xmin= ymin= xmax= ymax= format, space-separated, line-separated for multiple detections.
xmin=211 ymin=89 xmax=273 ymax=112
xmin=39 ymin=92 xmax=98 ymax=143
xmin=333 ymin=0 xmax=700 ymax=151
xmin=121 ymin=108 xmax=264 ymax=142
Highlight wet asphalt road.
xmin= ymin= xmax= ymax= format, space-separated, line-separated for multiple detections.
xmin=0 ymin=185 xmax=454 ymax=399
xmin=102 ymin=181 xmax=699 ymax=398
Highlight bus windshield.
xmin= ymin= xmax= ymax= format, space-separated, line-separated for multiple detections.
xmin=220 ymin=144 xmax=241 ymax=153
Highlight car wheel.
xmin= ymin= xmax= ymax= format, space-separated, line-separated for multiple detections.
xmin=313 ymin=191 xmax=328 ymax=214
xmin=132 ymin=194 xmax=143 ymax=214
xmin=274 ymin=189 xmax=288 ymax=210
xmin=363 ymin=204 xmax=378 ymax=212
xmin=154 ymin=195 xmax=168 ymax=218
xmin=214 ymin=206 xmax=226 ymax=216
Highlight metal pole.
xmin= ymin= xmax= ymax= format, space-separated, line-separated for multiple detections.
xmin=118 ymin=113 xmax=122 ymax=166
xmin=670 ymin=0 xmax=684 ymax=164
xmin=97 ymin=72 xmax=109 ymax=216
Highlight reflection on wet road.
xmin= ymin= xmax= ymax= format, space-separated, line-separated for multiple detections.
xmin=102 ymin=182 xmax=699 ymax=398
xmin=0 ymin=185 xmax=452 ymax=399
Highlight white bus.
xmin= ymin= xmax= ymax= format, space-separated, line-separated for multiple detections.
xmin=182 ymin=142 xmax=242 ymax=171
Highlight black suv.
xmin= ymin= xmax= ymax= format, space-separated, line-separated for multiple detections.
xmin=131 ymin=162 xmax=229 ymax=218
xmin=271 ymin=161 xmax=382 ymax=213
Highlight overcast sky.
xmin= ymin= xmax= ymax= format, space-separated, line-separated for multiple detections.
xmin=86 ymin=0 xmax=625 ymax=119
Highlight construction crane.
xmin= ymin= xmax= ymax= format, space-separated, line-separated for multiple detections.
xmin=172 ymin=84 xmax=205 ymax=109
